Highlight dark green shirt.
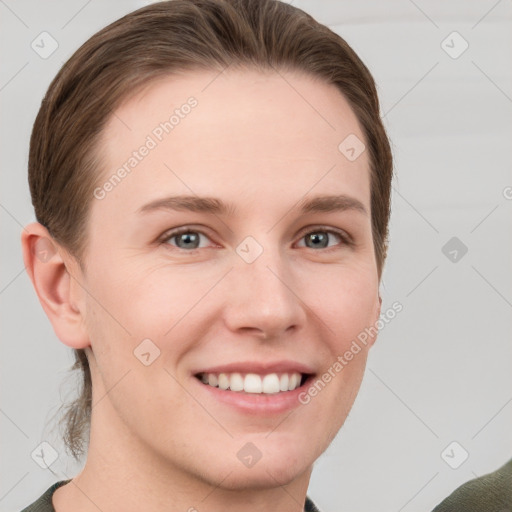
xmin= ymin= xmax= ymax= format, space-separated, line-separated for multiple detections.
xmin=20 ymin=480 xmax=321 ymax=512
xmin=20 ymin=458 xmax=512 ymax=512
xmin=20 ymin=480 xmax=69 ymax=512
xmin=432 ymin=457 xmax=512 ymax=511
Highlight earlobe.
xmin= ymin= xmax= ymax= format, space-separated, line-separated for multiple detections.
xmin=21 ymin=222 xmax=90 ymax=350
xmin=373 ymin=293 xmax=382 ymax=324
xmin=367 ymin=293 xmax=382 ymax=349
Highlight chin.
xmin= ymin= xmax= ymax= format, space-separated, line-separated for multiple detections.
xmin=215 ymin=460 xmax=312 ymax=491
xmin=200 ymin=437 xmax=317 ymax=491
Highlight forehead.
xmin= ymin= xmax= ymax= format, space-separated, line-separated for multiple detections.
xmin=96 ymin=68 xmax=370 ymax=214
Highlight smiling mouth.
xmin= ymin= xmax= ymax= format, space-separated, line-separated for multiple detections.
xmin=195 ymin=371 xmax=311 ymax=394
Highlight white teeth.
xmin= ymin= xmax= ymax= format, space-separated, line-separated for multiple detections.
xmin=199 ymin=371 xmax=304 ymax=393
xmin=218 ymin=373 xmax=230 ymax=390
xmin=279 ymin=373 xmax=289 ymax=391
xmin=262 ymin=374 xmax=280 ymax=394
xmin=244 ymin=374 xmax=262 ymax=393
xmin=229 ymin=372 xmax=244 ymax=392
xmin=289 ymin=373 xmax=299 ymax=390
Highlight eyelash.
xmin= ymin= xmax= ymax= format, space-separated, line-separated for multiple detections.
xmin=159 ymin=226 xmax=354 ymax=254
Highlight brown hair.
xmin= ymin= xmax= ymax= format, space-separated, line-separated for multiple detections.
xmin=29 ymin=0 xmax=393 ymax=461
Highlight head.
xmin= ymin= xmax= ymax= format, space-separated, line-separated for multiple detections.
xmin=23 ymin=0 xmax=392 ymax=488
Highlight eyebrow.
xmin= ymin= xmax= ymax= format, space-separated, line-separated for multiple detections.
xmin=137 ymin=194 xmax=368 ymax=217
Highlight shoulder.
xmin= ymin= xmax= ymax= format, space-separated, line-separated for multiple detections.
xmin=20 ymin=480 xmax=71 ymax=512
xmin=432 ymin=457 xmax=512 ymax=511
xmin=305 ymin=495 xmax=322 ymax=512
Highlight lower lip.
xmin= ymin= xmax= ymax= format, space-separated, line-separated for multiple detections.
xmin=193 ymin=375 xmax=314 ymax=415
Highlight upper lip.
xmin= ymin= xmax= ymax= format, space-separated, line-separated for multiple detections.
xmin=193 ymin=360 xmax=315 ymax=376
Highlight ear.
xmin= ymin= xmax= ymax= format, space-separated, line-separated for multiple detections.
xmin=367 ymin=292 xmax=382 ymax=349
xmin=21 ymin=222 xmax=90 ymax=349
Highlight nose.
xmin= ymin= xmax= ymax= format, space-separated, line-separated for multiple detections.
xmin=222 ymin=244 xmax=307 ymax=341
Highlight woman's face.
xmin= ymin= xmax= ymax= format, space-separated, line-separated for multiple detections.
xmin=78 ymin=69 xmax=381 ymax=487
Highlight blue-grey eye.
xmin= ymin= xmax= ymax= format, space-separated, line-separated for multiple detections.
xmin=176 ymin=232 xmax=199 ymax=249
xmin=306 ymin=232 xmax=327 ymax=248
xmin=299 ymin=230 xmax=344 ymax=250
xmin=166 ymin=230 xmax=208 ymax=250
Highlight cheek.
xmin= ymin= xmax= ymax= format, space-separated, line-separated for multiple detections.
xmin=314 ymin=266 xmax=379 ymax=351
xmin=83 ymin=260 xmax=223 ymax=383
xmin=86 ymin=257 xmax=186 ymax=335
xmin=295 ymin=267 xmax=377 ymax=416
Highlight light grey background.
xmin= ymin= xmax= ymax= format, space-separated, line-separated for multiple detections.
xmin=1 ymin=1 xmax=511 ymax=511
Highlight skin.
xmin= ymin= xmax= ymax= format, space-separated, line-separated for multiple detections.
xmin=22 ymin=68 xmax=382 ymax=512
